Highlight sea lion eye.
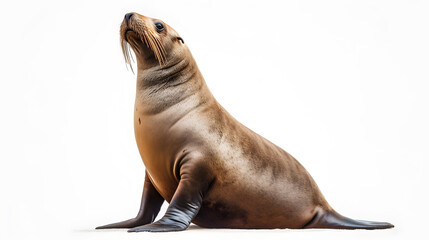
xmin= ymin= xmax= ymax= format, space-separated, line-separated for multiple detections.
xmin=155 ymin=22 xmax=164 ymax=32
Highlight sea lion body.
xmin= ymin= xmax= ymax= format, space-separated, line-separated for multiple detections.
xmin=96 ymin=12 xmax=393 ymax=232
xmin=135 ymin=72 xmax=326 ymax=228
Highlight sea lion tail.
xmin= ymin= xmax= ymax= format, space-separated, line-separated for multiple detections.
xmin=303 ymin=208 xmax=394 ymax=230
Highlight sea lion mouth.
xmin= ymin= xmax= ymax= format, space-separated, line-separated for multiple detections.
xmin=124 ymin=29 xmax=137 ymax=41
xmin=125 ymin=29 xmax=134 ymax=35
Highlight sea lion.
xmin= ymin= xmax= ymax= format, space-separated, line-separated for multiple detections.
xmin=96 ymin=12 xmax=394 ymax=232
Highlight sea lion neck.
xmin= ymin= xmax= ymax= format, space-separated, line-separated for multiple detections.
xmin=134 ymin=55 xmax=210 ymax=115
xmin=136 ymin=57 xmax=193 ymax=88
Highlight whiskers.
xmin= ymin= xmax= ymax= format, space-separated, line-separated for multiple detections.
xmin=140 ymin=28 xmax=166 ymax=66
xmin=121 ymin=39 xmax=135 ymax=73
xmin=120 ymin=20 xmax=167 ymax=73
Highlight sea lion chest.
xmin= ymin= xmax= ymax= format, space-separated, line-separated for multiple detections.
xmin=133 ymin=105 xmax=184 ymax=202
xmin=132 ymin=89 xmax=209 ymax=201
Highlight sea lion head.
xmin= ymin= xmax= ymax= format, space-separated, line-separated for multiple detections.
xmin=120 ymin=12 xmax=186 ymax=71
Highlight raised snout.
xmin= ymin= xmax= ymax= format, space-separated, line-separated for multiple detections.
xmin=124 ymin=12 xmax=134 ymax=26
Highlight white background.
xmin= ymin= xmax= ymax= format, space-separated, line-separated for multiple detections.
xmin=1 ymin=1 xmax=428 ymax=239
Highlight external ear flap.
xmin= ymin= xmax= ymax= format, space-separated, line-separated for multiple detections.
xmin=177 ymin=37 xmax=184 ymax=44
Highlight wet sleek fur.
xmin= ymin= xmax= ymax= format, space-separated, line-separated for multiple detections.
xmin=96 ymin=12 xmax=394 ymax=232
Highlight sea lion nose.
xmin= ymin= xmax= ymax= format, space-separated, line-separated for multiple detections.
xmin=124 ymin=13 xmax=134 ymax=25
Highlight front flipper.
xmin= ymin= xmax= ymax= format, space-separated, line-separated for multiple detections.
xmin=96 ymin=171 xmax=164 ymax=229
xmin=129 ymin=156 xmax=213 ymax=232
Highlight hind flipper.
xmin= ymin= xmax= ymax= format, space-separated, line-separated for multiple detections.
xmin=303 ymin=208 xmax=394 ymax=230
